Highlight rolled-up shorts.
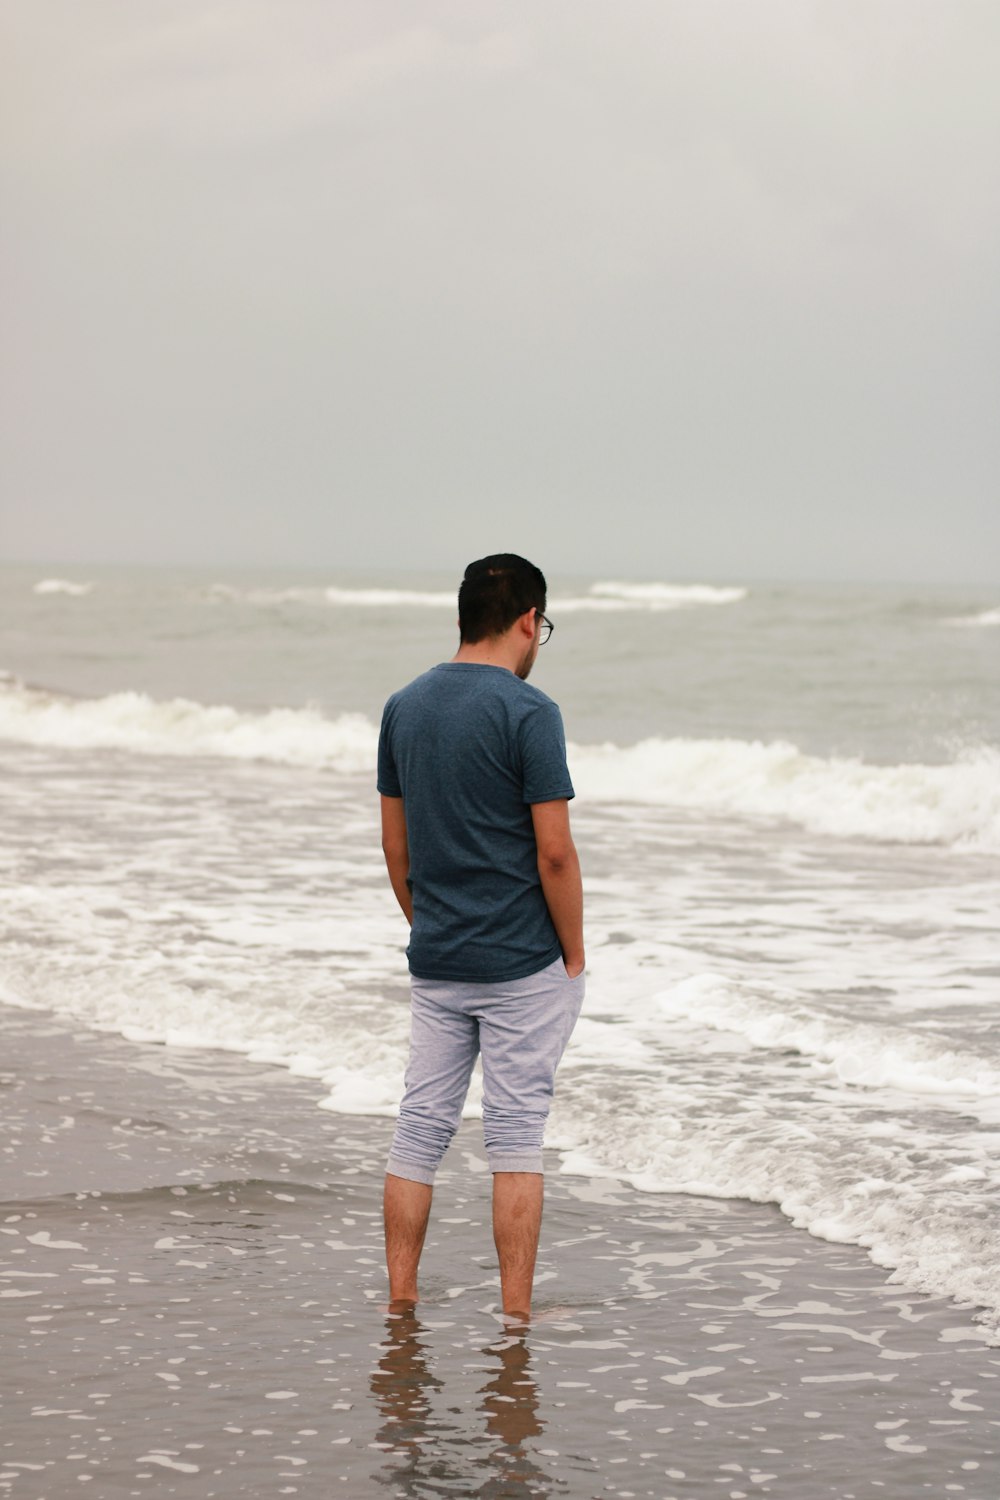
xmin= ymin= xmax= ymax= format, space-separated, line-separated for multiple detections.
xmin=386 ymin=955 xmax=586 ymax=1184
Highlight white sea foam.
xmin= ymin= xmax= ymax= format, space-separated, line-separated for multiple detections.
xmin=203 ymin=582 xmax=451 ymax=608
xmin=206 ymin=582 xmax=327 ymax=606
xmin=554 ymin=580 xmax=746 ymax=612
xmin=205 ymin=583 xmax=457 ymax=609
xmin=552 ymin=592 xmax=743 ymax=613
xmin=200 ymin=581 xmax=456 ymax=609
xmin=546 ymin=595 xmax=655 ymax=613
xmin=589 ymin=580 xmax=747 ymax=607
xmin=943 ymin=605 xmax=1000 ymax=627
xmin=203 ymin=580 xmax=746 ymax=612
xmin=555 ymin=1099 xmax=1000 ymax=1338
xmin=554 ymin=975 xmax=1000 ymax=1338
xmin=32 ymin=578 xmax=93 ymax=596
xmin=323 ymin=585 xmax=457 ymax=608
xmin=570 ymin=736 xmax=1000 ymax=851
xmin=0 ymin=676 xmax=376 ymax=769
xmin=657 ymin=974 xmax=1000 ymax=1099
xmin=2 ymin=677 xmax=997 ymax=848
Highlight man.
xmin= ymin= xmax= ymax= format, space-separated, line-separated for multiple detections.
xmin=377 ymin=553 xmax=585 ymax=1321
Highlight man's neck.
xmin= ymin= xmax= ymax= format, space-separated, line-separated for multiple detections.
xmin=451 ymin=640 xmax=516 ymax=673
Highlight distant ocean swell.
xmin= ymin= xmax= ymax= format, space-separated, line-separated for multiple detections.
xmin=2 ymin=675 xmax=998 ymax=850
xmin=218 ymin=580 xmax=750 ymax=612
xmin=943 ymin=606 xmax=1000 ymax=627
xmin=32 ymin=578 xmax=94 ymax=596
xmin=32 ymin=577 xmax=748 ymax=611
xmin=30 ymin=577 xmax=1000 ymax=625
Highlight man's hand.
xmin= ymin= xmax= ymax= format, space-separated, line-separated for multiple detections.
xmin=530 ymin=799 xmax=584 ymax=977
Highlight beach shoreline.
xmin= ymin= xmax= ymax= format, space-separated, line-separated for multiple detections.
xmin=3 ymin=1006 xmax=998 ymax=1499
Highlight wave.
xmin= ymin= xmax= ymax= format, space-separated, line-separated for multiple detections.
xmin=943 ymin=606 xmax=1000 ymax=628
xmin=0 ymin=675 xmax=377 ymax=771
xmin=204 ymin=580 xmax=747 ymax=613
xmin=324 ymin=585 xmax=457 ymax=607
xmin=2 ymin=676 xmax=997 ymax=849
xmin=206 ymin=583 xmax=323 ymax=605
xmin=205 ymin=583 xmax=458 ymax=608
xmin=556 ymin=996 xmax=1000 ymax=1338
xmin=589 ymin=580 xmax=747 ymax=607
xmin=203 ymin=582 xmax=460 ymax=609
xmin=570 ymin=736 xmax=1000 ymax=851
xmin=657 ymin=974 xmax=1000 ymax=1098
xmin=33 ymin=578 xmax=93 ymax=596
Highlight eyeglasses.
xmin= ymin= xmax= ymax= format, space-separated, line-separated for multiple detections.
xmin=536 ymin=612 xmax=554 ymax=645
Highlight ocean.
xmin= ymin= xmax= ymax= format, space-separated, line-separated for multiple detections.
xmin=2 ymin=560 xmax=999 ymax=1337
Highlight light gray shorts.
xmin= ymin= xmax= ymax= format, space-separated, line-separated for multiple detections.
xmin=386 ymin=955 xmax=585 ymax=1183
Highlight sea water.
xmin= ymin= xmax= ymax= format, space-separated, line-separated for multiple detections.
xmin=1 ymin=562 xmax=998 ymax=1334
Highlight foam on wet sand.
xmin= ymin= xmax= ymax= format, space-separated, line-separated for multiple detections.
xmin=2 ymin=1010 xmax=998 ymax=1499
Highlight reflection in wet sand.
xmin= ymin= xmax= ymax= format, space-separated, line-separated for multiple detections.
xmin=371 ymin=1307 xmax=444 ymax=1450
xmin=477 ymin=1328 xmax=554 ymax=1497
xmin=370 ymin=1310 xmax=557 ymax=1498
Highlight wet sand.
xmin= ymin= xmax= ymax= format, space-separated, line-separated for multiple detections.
xmin=2 ymin=1008 xmax=998 ymax=1499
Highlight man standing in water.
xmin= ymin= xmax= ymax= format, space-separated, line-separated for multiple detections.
xmin=377 ymin=553 xmax=585 ymax=1321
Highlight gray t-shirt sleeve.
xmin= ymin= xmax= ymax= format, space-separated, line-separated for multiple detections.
xmin=519 ymin=701 xmax=575 ymax=804
xmin=377 ymin=701 xmax=402 ymax=797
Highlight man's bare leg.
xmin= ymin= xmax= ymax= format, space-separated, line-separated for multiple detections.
xmin=492 ymin=1172 xmax=543 ymax=1319
xmin=384 ymin=1174 xmax=433 ymax=1304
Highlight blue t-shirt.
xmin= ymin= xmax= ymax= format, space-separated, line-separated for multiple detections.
xmin=377 ymin=662 xmax=575 ymax=982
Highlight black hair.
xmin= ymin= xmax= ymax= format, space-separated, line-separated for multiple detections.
xmin=458 ymin=553 xmax=547 ymax=644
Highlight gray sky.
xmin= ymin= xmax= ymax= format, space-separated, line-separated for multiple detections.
xmin=2 ymin=1 xmax=998 ymax=583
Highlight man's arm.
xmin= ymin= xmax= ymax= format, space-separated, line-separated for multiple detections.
xmin=380 ymin=794 xmax=413 ymax=925
xmin=531 ymin=799 xmax=584 ymax=977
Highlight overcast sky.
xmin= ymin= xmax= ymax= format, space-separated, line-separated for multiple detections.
xmin=1 ymin=1 xmax=998 ymax=583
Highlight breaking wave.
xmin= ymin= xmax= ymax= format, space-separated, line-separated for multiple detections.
xmin=203 ymin=580 xmax=747 ymax=612
xmin=1 ymin=675 xmax=996 ymax=849
xmin=569 ymin=736 xmax=1000 ymax=850
xmin=33 ymin=578 xmax=93 ymax=596
xmin=558 ymin=974 xmax=1000 ymax=1335
xmin=0 ymin=674 xmax=376 ymax=771
xmin=657 ymin=974 xmax=1000 ymax=1099
xmin=588 ymin=580 xmax=747 ymax=607
xmin=943 ymin=605 xmax=1000 ymax=628
xmin=323 ymin=585 xmax=456 ymax=607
